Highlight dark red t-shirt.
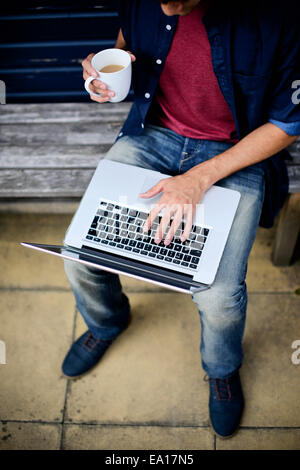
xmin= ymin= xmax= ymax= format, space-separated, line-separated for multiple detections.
xmin=148 ymin=4 xmax=238 ymax=143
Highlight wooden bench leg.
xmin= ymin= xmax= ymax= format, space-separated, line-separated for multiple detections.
xmin=272 ymin=193 xmax=300 ymax=266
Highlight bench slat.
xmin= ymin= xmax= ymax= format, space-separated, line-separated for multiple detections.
xmin=0 ymin=121 xmax=123 ymax=145
xmin=0 ymin=145 xmax=104 ymax=168
xmin=0 ymin=102 xmax=131 ymax=124
xmin=0 ymin=168 xmax=94 ymax=197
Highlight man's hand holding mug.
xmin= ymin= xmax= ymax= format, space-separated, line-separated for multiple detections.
xmin=82 ymin=49 xmax=136 ymax=103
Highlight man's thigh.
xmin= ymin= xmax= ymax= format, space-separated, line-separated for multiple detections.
xmin=104 ymin=127 xmax=181 ymax=174
xmin=193 ymin=166 xmax=265 ymax=306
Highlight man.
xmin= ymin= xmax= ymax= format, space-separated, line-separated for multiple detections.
xmin=62 ymin=0 xmax=300 ymax=438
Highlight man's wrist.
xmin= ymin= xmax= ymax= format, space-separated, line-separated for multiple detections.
xmin=187 ymin=157 xmax=222 ymax=190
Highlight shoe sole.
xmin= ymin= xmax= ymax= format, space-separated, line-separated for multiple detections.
xmin=62 ymin=314 xmax=132 ymax=380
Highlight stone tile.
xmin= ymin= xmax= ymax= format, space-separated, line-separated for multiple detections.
xmin=0 ymin=291 xmax=75 ymax=421
xmin=247 ymin=225 xmax=300 ymax=293
xmin=0 ymin=422 xmax=61 ymax=450
xmin=0 ymin=213 xmax=72 ymax=289
xmin=65 ymin=293 xmax=209 ymax=426
xmin=216 ymin=428 xmax=300 ymax=450
xmin=63 ymin=424 xmax=213 ymax=450
xmin=241 ymin=294 xmax=300 ymax=427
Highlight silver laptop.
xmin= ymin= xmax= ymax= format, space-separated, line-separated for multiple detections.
xmin=22 ymin=159 xmax=240 ymax=294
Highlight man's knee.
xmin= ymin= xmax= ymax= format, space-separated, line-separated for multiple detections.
xmin=192 ymin=282 xmax=247 ymax=326
xmin=63 ymin=258 xmax=110 ymax=286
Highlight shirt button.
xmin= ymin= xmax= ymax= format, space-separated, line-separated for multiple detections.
xmin=166 ymin=24 xmax=172 ymax=31
xmin=141 ymin=123 xmax=144 ymax=129
xmin=156 ymin=59 xmax=162 ymax=65
xmin=145 ymin=92 xmax=150 ymax=99
xmin=118 ymin=132 xmax=123 ymax=137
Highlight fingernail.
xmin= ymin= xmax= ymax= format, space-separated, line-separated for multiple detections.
xmin=108 ymin=91 xmax=115 ymax=97
xmin=100 ymin=84 xmax=106 ymax=90
xmin=143 ymin=225 xmax=148 ymax=232
xmin=155 ymin=237 xmax=161 ymax=244
xmin=164 ymin=238 xmax=171 ymax=245
xmin=91 ymin=72 xmax=98 ymax=78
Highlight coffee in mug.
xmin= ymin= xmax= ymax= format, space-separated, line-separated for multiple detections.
xmin=99 ymin=64 xmax=125 ymax=73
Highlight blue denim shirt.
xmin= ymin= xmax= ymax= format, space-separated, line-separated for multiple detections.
xmin=116 ymin=0 xmax=300 ymax=228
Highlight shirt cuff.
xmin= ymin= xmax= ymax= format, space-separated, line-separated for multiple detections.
xmin=269 ymin=119 xmax=300 ymax=136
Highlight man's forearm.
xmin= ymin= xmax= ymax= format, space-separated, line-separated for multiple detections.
xmin=189 ymin=123 xmax=298 ymax=188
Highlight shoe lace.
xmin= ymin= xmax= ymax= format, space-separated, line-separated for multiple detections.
xmin=203 ymin=374 xmax=232 ymax=402
xmin=82 ymin=333 xmax=101 ymax=352
xmin=213 ymin=378 xmax=232 ymax=402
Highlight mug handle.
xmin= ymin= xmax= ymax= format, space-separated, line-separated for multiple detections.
xmin=84 ymin=76 xmax=103 ymax=98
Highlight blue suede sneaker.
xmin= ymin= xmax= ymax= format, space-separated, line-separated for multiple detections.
xmin=62 ymin=318 xmax=131 ymax=379
xmin=208 ymin=371 xmax=244 ymax=438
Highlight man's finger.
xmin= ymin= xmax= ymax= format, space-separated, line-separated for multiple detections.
xmin=143 ymin=204 xmax=164 ymax=233
xmin=164 ymin=206 xmax=183 ymax=245
xmin=127 ymin=51 xmax=137 ymax=62
xmin=139 ymin=181 xmax=164 ymax=198
xmin=181 ymin=205 xmax=194 ymax=242
xmin=156 ymin=207 xmax=174 ymax=244
xmin=90 ymin=93 xmax=110 ymax=103
xmin=82 ymin=53 xmax=97 ymax=77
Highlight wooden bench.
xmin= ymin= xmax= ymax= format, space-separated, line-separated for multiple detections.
xmin=0 ymin=102 xmax=299 ymax=265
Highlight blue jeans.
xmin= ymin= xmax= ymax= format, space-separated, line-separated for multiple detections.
xmin=64 ymin=124 xmax=265 ymax=379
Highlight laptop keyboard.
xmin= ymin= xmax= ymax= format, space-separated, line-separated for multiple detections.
xmin=85 ymin=200 xmax=211 ymax=272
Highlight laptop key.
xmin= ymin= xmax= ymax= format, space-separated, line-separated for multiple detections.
xmin=132 ymin=248 xmax=140 ymax=253
xmin=174 ymin=244 xmax=182 ymax=252
xmin=140 ymin=250 xmax=148 ymax=256
xmin=190 ymin=249 xmax=202 ymax=257
xmin=109 ymin=242 xmax=116 ymax=247
xmin=175 ymin=253 xmax=183 ymax=260
xmin=167 ymin=251 xmax=175 ymax=258
xmin=88 ymin=229 xmax=97 ymax=236
xmin=152 ymin=246 xmax=160 ymax=253
xmin=181 ymin=262 xmax=189 ymax=267
xmin=86 ymin=235 xmax=93 ymax=240
xmin=173 ymin=259 xmax=180 ymax=265
xmin=165 ymin=257 xmax=172 ymax=262
xmin=157 ymin=255 xmax=164 ymax=260
xmin=129 ymin=209 xmax=138 ymax=217
xmin=160 ymin=248 xmax=168 ymax=256
xmin=190 ymin=264 xmax=198 ymax=270
xmin=203 ymin=228 xmax=210 ymax=236
xmin=144 ymin=244 xmax=152 ymax=251
xmin=117 ymin=244 xmax=123 ymax=248
xmin=191 ymin=257 xmax=200 ymax=265
xmin=121 ymin=238 xmax=129 ymax=245
xmin=183 ymin=254 xmax=191 ymax=262
xmin=125 ymin=246 xmax=132 ymax=251
xmin=101 ymin=239 xmax=108 ymax=245
xmin=148 ymin=252 xmax=156 ymax=258
xmin=137 ymin=242 xmax=144 ymax=249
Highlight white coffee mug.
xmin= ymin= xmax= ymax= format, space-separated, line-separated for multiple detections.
xmin=84 ymin=48 xmax=132 ymax=103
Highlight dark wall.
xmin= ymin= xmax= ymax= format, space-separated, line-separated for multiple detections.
xmin=0 ymin=1 xmax=123 ymax=103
